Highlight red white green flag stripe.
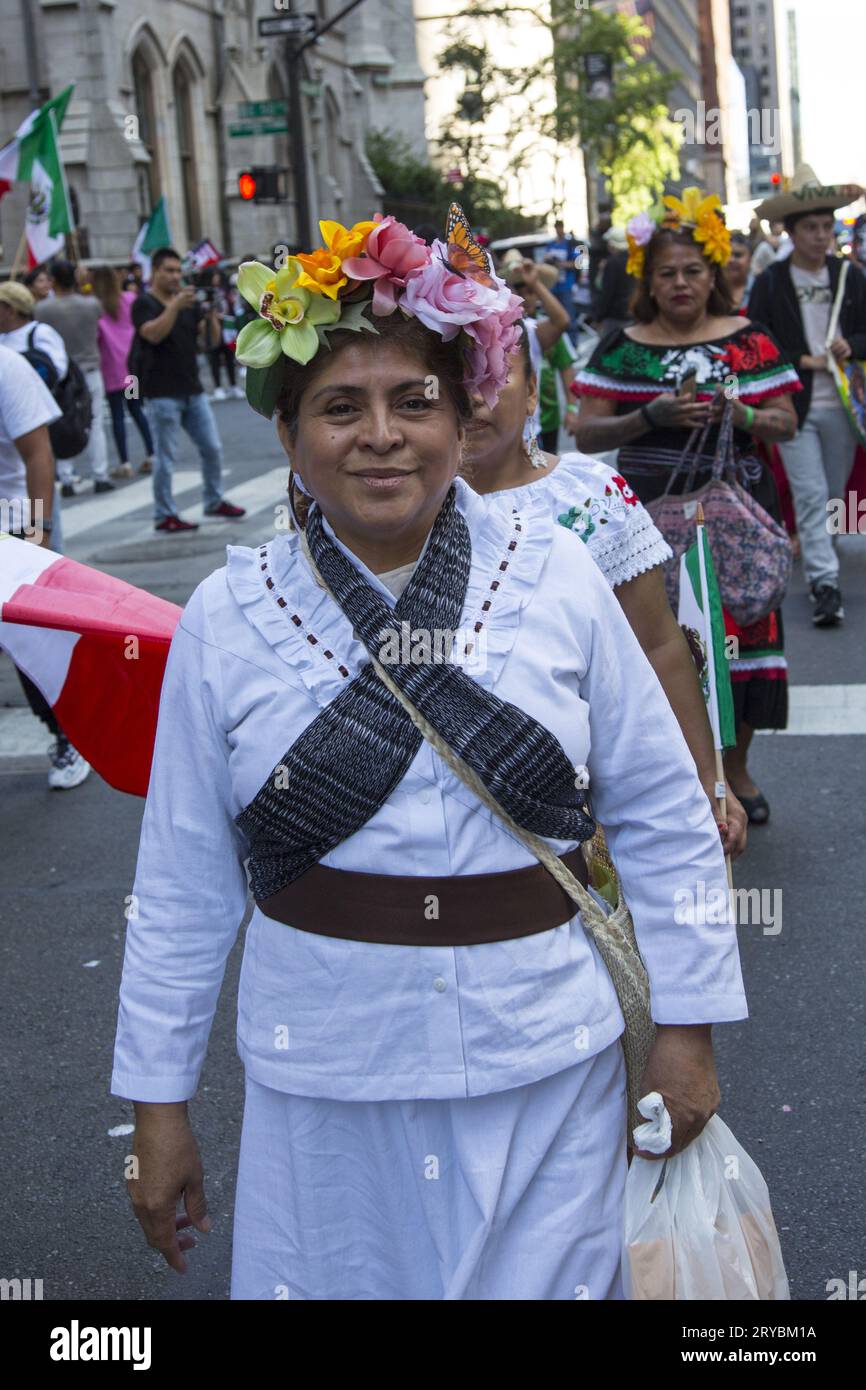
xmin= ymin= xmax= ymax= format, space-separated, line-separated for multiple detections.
xmin=0 ymin=535 xmax=180 ymax=795
xmin=677 ymin=519 xmax=736 ymax=750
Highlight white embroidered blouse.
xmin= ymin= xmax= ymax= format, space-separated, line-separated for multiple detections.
xmin=481 ymin=450 xmax=673 ymax=590
xmin=111 ymin=478 xmax=746 ymax=1106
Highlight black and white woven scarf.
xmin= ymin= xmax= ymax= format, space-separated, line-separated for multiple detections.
xmin=236 ymin=486 xmax=595 ymax=900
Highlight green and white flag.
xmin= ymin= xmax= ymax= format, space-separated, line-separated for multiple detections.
xmin=131 ymin=196 xmax=171 ymax=279
xmin=0 ymin=86 xmax=75 ymax=265
xmin=677 ymin=522 xmax=736 ymax=750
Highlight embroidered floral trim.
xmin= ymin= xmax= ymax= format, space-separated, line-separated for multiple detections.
xmin=257 ymin=541 xmax=351 ymax=679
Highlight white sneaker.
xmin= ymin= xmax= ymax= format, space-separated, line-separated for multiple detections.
xmin=47 ymin=737 xmax=91 ymax=790
xmin=110 ymin=461 xmax=134 ymax=479
xmin=211 ymin=387 xmax=227 ymax=402
xmin=230 ymin=385 xmax=245 ymax=399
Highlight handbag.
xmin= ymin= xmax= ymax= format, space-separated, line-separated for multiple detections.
xmin=646 ymin=402 xmax=793 ymax=627
xmin=825 ymin=259 xmax=866 ymax=448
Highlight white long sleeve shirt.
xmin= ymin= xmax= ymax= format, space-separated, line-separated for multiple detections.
xmin=111 ymin=478 xmax=747 ymax=1104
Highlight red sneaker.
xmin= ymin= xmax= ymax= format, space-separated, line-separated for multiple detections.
xmin=205 ymin=500 xmax=247 ymax=518
xmin=155 ymin=515 xmax=199 ymax=533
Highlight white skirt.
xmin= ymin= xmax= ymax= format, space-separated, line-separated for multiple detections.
xmin=230 ymin=1039 xmax=627 ymax=1300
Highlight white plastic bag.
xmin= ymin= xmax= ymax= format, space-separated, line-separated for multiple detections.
xmin=623 ymin=1092 xmax=790 ymax=1300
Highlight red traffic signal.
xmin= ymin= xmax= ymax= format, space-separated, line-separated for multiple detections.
xmin=770 ymin=173 xmax=782 ymax=187
xmin=238 ymin=171 xmax=257 ymax=201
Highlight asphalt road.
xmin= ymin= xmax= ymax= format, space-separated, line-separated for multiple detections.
xmin=1 ymin=395 xmax=864 ymax=1301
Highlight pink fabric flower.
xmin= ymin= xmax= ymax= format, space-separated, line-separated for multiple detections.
xmin=463 ymin=295 xmax=525 ymax=409
xmin=626 ymin=211 xmax=655 ymax=247
xmin=401 ymin=244 xmax=524 ymax=407
xmin=341 ymin=215 xmax=430 ymax=315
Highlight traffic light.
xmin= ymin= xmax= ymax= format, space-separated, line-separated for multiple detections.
xmin=770 ymin=172 xmax=782 ymax=188
xmin=237 ymin=167 xmax=288 ymax=204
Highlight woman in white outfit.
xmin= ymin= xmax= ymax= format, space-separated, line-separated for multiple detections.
xmin=464 ymin=327 xmax=748 ymax=857
xmin=112 ymin=217 xmax=747 ymax=1300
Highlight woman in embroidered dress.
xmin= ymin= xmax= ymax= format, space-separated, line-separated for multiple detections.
xmin=112 ymin=212 xmax=747 ymax=1301
xmin=464 ymin=326 xmax=747 ymax=856
xmin=573 ymin=192 xmax=801 ymax=824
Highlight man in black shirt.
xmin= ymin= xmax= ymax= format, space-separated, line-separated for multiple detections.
xmin=132 ymin=247 xmax=245 ymax=532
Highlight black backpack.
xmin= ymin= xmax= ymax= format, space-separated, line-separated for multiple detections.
xmin=24 ymin=325 xmax=93 ymax=459
xmin=126 ymin=292 xmax=159 ymax=397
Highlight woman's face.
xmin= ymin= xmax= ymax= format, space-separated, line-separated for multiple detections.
xmin=648 ymin=241 xmax=716 ymax=321
xmin=278 ymin=339 xmax=464 ymax=552
xmin=465 ymin=347 xmax=536 ymax=469
xmin=727 ymin=243 xmax=750 ymax=285
xmin=31 ymin=271 xmax=51 ymax=300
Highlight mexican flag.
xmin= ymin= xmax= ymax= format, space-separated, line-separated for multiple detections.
xmin=677 ymin=518 xmax=736 ymax=751
xmin=0 ymin=87 xmax=75 ymax=266
xmin=0 ymin=535 xmax=180 ymax=796
xmin=131 ymin=196 xmax=171 ymax=280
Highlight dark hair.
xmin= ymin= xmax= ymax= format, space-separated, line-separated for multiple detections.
xmin=49 ymin=258 xmax=77 ymax=290
xmin=783 ymin=208 xmax=836 ymax=235
xmin=24 ymin=264 xmax=47 ymax=287
xmin=730 ymin=231 xmax=750 ymax=249
xmin=151 ymin=246 xmax=183 ymax=271
xmin=629 ymin=227 xmax=734 ymax=323
xmin=277 ymin=310 xmax=473 ymax=524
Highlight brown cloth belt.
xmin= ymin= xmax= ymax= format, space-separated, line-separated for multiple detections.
xmin=256 ymin=847 xmax=590 ymax=947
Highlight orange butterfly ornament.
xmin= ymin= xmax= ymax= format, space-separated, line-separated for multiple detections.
xmin=439 ymin=202 xmax=496 ymax=288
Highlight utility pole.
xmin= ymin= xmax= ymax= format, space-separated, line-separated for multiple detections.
xmin=286 ymin=31 xmax=312 ymax=248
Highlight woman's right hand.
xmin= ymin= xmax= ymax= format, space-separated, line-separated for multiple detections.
xmin=127 ymin=1104 xmax=211 ymax=1273
xmin=643 ymin=393 xmax=712 ymax=431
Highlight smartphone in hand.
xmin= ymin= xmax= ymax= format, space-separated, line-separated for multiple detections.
xmin=677 ymin=367 xmax=698 ymax=400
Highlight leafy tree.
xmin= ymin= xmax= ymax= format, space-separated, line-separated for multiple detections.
xmin=432 ymin=3 xmax=683 ymax=225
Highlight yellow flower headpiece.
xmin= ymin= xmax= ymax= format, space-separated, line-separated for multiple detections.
xmin=625 ymin=188 xmax=732 ymax=280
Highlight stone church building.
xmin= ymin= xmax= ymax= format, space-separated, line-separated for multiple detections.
xmin=0 ymin=0 xmax=427 ymax=269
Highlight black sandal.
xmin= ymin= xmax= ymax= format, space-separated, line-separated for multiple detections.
xmin=739 ymin=792 xmax=770 ymax=825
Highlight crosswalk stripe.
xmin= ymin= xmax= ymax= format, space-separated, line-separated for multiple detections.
xmin=60 ymin=470 xmax=199 ymax=538
xmin=756 ymin=684 xmax=866 ymax=736
xmin=2 ymin=684 xmax=865 ymax=764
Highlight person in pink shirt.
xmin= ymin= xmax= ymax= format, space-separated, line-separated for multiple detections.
xmin=91 ymin=265 xmax=154 ymax=478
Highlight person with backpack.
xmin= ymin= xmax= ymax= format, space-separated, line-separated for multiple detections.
xmin=0 ymin=280 xmax=68 ymax=381
xmin=0 ymin=279 xmax=94 ymax=485
xmin=35 ymin=258 xmax=113 ymax=495
xmin=90 ymin=264 xmax=154 ymax=479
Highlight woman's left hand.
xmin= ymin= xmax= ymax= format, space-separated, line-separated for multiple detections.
xmin=715 ymin=783 xmax=748 ymax=859
xmin=632 ymin=1024 xmax=720 ymax=1159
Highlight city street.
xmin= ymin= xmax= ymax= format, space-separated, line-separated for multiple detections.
xmin=1 ymin=398 xmax=864 ymax=1301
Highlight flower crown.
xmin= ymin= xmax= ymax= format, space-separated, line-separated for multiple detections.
xmin=236 ymin=204 xmax=524 ymax=419
xmin=625 ymin=187 xmax=732 ymax=279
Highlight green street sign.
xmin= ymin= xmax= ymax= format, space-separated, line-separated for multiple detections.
xmin=237 ymin=100 xmax=287 ymax=119
xmin=228 ymin=121 xmax=289 ymax=138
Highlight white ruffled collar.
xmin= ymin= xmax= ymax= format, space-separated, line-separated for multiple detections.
xmin=225 ymin=475 xmax=552 ymax=708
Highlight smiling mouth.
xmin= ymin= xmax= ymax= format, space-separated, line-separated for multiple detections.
xmin=351 ymin=469 xmax=416 ymax=491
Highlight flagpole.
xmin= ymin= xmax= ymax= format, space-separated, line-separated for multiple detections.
xmin=10 ymin=226 xmax=28 ymax=280
xmin=695 ymin=503 xmax=734 ymax=891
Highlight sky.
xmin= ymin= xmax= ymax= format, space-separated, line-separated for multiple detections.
xmin=789 ymin=0 xmax=865 ymax=184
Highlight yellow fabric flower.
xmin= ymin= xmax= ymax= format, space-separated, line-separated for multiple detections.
xmin=320 ymin=218 xmax=376 ymax=262
xmin=693 ymin=210 xmax=732 ymax=266
xmin=625 ymin=235 xmax=645 ymax=279
xmin=295 ymin=247 xmax=347 ymax=299
xmin=663 ymin=187 xmax=722 ymax=227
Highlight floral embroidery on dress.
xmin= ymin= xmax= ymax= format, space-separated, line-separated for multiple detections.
xmin=611 ymin=474 xmax=638 ymax=506
xmin=722 ymin=331 xmax=780 ymax=374
xmin=600 ymin=339 xmax=667 ymax=381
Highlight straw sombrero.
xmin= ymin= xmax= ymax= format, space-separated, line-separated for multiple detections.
xmin=755 ymin=163 xmax=864 ymax=222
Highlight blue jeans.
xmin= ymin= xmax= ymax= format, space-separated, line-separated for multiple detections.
xmin=147 ymin=393 xmax=224 ymax=521
xmin=106 ymin=388 xmax=154 ymax=464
